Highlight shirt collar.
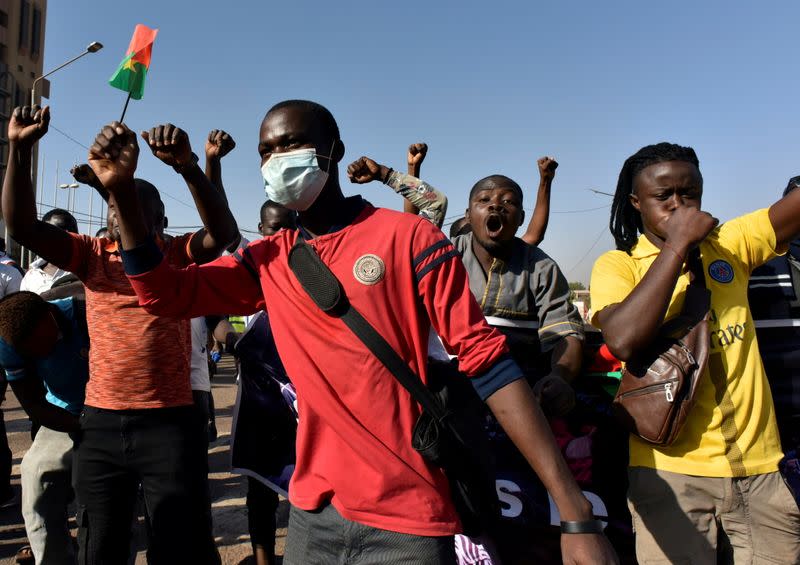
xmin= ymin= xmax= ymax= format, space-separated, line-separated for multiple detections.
xmin=629 ymin=233 xmax=661 ymax=259
xmin=297 ymin=196 xmax=368 ymax=240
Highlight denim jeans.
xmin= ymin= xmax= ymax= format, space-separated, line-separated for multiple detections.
xmin=72 ymin=405 xmax=219 ymax=565
xmin=284 ymin=503 xmax=456 ymax=565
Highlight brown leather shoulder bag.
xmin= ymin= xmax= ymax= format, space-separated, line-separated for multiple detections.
xmin=612 ymin=250 xmax=711 ymax=445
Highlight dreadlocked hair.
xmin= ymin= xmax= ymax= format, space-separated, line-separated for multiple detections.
xmin=0 ymin=291 xmax=51 ymax=348
xmin=610 ymin=142 xmax=701 ymax=254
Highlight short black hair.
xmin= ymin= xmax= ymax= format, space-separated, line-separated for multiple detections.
xmin=95 ymin=227 xmax=109 ymax=238
xmin=42 ymin=208 xmax=78 ymax=234
xmin=468 ymin=175 xmax=524 ymax=205
xmin=265 ymin=100 xmax=340 ymax=142
xmin=610 ymin=142 xmax=701 ymax=254
xmin=0 ymin=291 xmax=50 ymax=348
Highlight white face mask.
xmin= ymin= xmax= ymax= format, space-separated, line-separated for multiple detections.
xmin=261 ymin=146 xmax=333 ymax=211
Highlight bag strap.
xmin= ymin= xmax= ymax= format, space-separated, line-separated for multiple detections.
xmin=287 ymin=235 xmax=448 ymax=422
xmin=661 ymin=248 xmax=711 ymax=336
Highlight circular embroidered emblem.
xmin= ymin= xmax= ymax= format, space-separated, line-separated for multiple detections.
xmin=353 ymin=254 xmax=385 ymax=285
xmin=708 ymin=259 xmax=734 ymax=283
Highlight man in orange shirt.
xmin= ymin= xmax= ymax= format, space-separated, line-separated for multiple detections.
xmin=2 ymin=105 xmax=238 ymax=564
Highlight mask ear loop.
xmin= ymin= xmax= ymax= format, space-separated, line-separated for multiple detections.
xmin=319 ymin=140 xmax=336 ymax=174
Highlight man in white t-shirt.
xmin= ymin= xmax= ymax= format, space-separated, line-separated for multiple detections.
xmin=20 ymin=209 xmax=78 ymax=295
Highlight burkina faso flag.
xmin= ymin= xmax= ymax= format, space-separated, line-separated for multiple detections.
xmin=109 ymin=24 xmax=158 ymax=100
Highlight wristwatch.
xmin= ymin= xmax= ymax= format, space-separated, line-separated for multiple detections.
xmin=173 ymin=152 xmax=199 ymax=175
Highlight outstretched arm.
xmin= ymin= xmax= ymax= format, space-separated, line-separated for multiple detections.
xmin=521 ymin=156 xmax=557 ymax=246
xmin=204 ymin=129 xmax=236 ymax=201
xmin=769 ymin=186 xmax=800 ymax=247
xmin=348 ymin=155 xmax=448 ymax=228
xmin=141 ymin=124 xmax=238 ymax=263
xmin=2 ymin=106 xmax=74 ymax=269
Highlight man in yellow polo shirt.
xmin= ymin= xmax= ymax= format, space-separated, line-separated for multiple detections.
xmin=590 ymin=142 xmax=799 ymax=564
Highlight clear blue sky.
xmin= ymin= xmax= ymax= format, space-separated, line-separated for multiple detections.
xmin=37 ymin=0 xmax=800 ymax=284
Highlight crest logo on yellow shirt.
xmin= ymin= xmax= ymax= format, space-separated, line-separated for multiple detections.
xmin=708 ymin=260 xmax=734 ymax=283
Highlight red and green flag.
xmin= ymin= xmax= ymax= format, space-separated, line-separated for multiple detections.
xmin=109 ymin=24 xmax=158 ymax=100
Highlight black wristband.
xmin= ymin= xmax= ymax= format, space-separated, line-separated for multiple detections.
xmin=560 ymin=519 xmax=605 ymax=534
xmin=382 ymin=167 xmax=393 ymax=184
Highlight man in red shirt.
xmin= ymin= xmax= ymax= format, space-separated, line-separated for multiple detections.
xmin=93 ymin=101 xmax=615 ymax=564
xmin=2 ymin=105 xmax=238 ymax=564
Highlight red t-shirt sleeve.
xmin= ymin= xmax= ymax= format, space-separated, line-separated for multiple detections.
xmin=410 ymin=219 xmax=509 ymax=377
xmin=128 ymin=241 xmax=265 ymax=318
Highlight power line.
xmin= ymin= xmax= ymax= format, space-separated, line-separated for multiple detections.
xmin=566 ymin=224 xmax=608 ymax=275
xmin=49 ymin=123 xmax=91 ymax=151
xmin=552 ymin=204 xmax=611 ymax=214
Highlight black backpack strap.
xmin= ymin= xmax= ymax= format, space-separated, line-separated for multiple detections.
xmin=287 ymin=235 xmax=447 ymax=421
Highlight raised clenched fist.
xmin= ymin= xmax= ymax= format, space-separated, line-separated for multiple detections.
xmin=347 ymin=156 xmax=387 ymax=184
xmin=8 ymin=105 xmax=50 ymax=148
xmin=205 ymin=129 xmax=236 ymax=160
xmin=537 ymin=156 xmax=558 ymax=183
xmin=87 ymin=122 xmax=139 ymax=191
xmin=141 ymin=123 xmax=193 ymax=169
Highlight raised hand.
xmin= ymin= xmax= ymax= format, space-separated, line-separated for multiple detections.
xmin=8 ymin=105 xmax=50 ymax=148
xmin=538 ymin=156 xmax=558 ymax=184
xmin=407 ymin=143 xmax=428 ymax=171
xmin=205 ymin=129 xmax=236 ymax=160
xmin=87 ymin=122 xmax=139 ymax=191
xmin=141 ymin=123 xmax=193 ymax=169
xmin=347 ymin=156 xmax=389 ymax=184
xmin=662 ymin=206 xmax=718 ymax=253
xmin=71 ymin=164 xmax=101 ymax=188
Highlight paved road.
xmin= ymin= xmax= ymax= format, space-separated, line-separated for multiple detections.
xmin=0 ymin=356 xmax=287 ymax=564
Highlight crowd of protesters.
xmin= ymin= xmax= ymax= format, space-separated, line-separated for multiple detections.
xmin=0 ymin=99 xmax=795 ymax=565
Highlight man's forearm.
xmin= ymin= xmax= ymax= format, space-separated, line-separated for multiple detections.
xmin=204 ymin=156 xmax=227 ymax=202
xmin=550 ymin=335 xmax=582 ymax=383
xmin=110 ymin=182 xmax=150 ymax=251
xmin=2 ymin=143 xmax=37 ymax=239
xmin=386 ymin=171 xmax=447 ymax=228
xmin=522 ymin=179 xmax=552 ymax=246
xmin=180 ymin=164 xmax=237 ymax=248
xmin=486 ymin=379 xmax=593 ymax=521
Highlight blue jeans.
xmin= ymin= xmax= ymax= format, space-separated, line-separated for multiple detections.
xmin=72 ymin=405 xmax=219 ymax=565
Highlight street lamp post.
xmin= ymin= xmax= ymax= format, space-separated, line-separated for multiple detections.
xmin=31 ymin=41 xmax=103 ymax=105
xmin=59 ymin=183 xmax=79 ymax=215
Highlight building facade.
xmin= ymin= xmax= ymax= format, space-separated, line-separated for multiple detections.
xmin=0 ymin=0 xmax=47 ymax=257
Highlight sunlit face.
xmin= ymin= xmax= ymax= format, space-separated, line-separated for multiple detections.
xmin=466 ymin=183 xmax=524 ymax=252
xmin=630 ymin=161 xmax=703 ymax=240
xmin=258 ymin=106 xmax=334 ymax=170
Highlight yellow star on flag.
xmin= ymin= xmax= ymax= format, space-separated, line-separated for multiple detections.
xmin=123 ymin=56 xmax=138 ymax=72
